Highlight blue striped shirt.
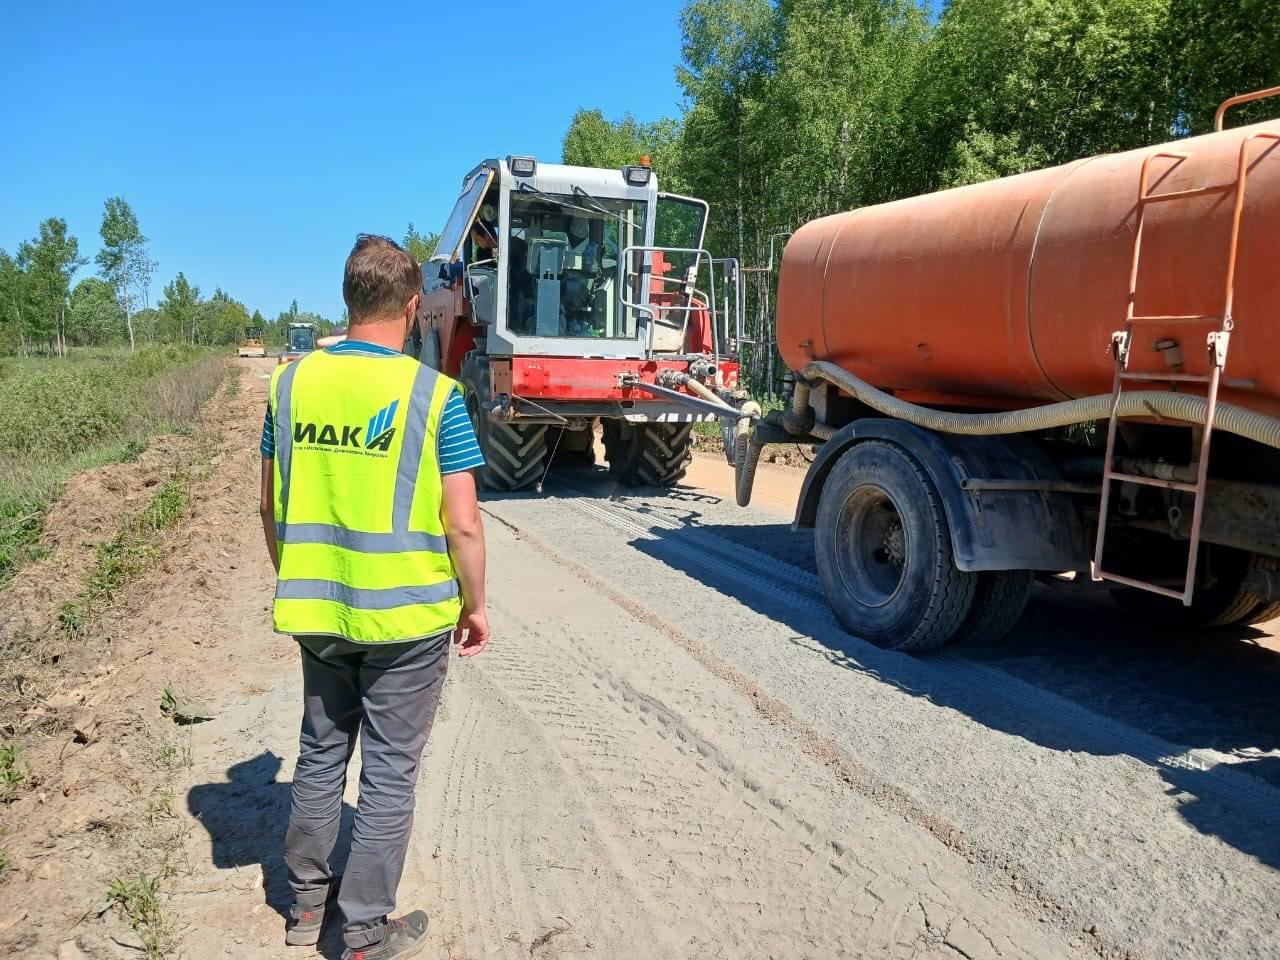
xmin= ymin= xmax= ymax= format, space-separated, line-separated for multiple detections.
xmin=260 ymin=340 xmax=484 ymax=475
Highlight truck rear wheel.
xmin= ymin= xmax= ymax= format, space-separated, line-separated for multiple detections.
xmin=1242 ymin=556 xmax=1280 ymax=625
xmin=815 ymin=441 xmax=976 ymax=651
xmin=1244 ymin=601 xmax=1280 ymax=626
xmin=1110 ymin=545 xmax=1267 ymax=629
xmin=951 ymin=570 xmax=1034 ymax=645
xmin=602 ymin=421 xmax=692 ymax=487
xmin=460 ymin=351 xmax=547 ymax=492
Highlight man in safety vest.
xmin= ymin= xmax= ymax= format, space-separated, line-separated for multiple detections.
xmin=259 ymin=234 xmax=489 ymax=959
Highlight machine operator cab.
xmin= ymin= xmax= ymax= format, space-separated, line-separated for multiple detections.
xmin=423 ymin=156 xmax=713 ymax=360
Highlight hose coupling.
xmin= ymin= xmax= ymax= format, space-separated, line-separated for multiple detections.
xmin=688 ymin=357 xmax=718 ymax=380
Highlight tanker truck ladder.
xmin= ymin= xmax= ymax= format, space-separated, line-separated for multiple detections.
xmin=1092 ymin=130 xmax=1280 ymax=604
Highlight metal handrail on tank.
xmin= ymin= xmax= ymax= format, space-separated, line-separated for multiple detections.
xmin=1224 ymin=131 xmax=1280 ymax=321
xmin=1215 ymin=85 xmax=1280 ymax=132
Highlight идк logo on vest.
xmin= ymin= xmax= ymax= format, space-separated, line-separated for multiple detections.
xmin=293 ymin=399 xmax=399 ymax=456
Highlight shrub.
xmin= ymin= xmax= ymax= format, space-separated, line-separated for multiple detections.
xmin=0 ymin=348 xmax=224 ymax=583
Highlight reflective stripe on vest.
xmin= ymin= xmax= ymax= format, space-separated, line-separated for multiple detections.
xmin=275 ymin=578 xmax=458 ymax=609
xmin=270 ymin=351 xmax=462 ymax=642
xmin=274 ymin=522 xmax=449 ymax=554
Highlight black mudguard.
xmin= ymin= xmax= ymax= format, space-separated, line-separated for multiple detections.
xmin=794 ymin=419 xmax=1087 ymax=573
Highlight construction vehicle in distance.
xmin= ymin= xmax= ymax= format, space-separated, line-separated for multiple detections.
xmin=414 ymin=156 xmax=743 ymax=490
xmin=278 ymin=322 xmax=317 ymax=366
xmin=734 ymin=87 xmax=1280 ymax=650
xmin=237 ymin=326 xmax=267 ymax=358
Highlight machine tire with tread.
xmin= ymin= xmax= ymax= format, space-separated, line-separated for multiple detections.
xmin=460 ymin=351 xmax=548 ymax=492
xmin=1110 ymin=546 xmax=1271 ymax=629
xmin=602 ymin=421 xmax=693 ymax=487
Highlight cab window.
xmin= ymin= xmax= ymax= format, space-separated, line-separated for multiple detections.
xmin=434 ymin=169 xmax=494 ymax=264
xmin=505 ymin=192 xmax=646 ymax=339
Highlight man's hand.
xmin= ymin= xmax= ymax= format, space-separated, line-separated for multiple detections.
xmin=442 ymin=469 xmax=487 ymax=656
xmin=453 ymin=606 xmax=491 ymax=657
xmin=260 ymin=456 xmax=280 ymax=573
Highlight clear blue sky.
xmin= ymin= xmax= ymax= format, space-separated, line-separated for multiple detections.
xmin=0 ymin=2 xmax=688 ymax=322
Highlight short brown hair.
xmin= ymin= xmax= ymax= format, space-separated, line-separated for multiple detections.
xmin=343 ymin=234 xmax=420 ymax=323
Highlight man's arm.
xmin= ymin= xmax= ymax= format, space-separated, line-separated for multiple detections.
xmin=441 ymin=469 xmax=490 ymax=656
xmin=260 ymin=457 xmax=279 ymax=573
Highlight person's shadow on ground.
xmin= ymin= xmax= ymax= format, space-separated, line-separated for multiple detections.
xmin=188 ymin=751 xmax=355 ymax=958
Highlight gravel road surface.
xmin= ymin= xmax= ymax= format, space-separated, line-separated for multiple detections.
xmin=163 ymin=366 xmax=1279 ymax=959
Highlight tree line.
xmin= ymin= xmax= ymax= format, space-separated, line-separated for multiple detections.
xmin=0 ymin=197 xmax=343 ymax=356
xmin=563 ymin=0 xmax=1277 ymax=392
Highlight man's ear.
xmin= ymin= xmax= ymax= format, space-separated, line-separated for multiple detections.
xmin=405 ymin=294 xmax=420 ymax=336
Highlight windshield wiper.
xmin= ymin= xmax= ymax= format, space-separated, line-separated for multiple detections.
xmin=516 ymin=182 xmax=621 ymax=222
xmin=571 ymin=184 xmax=618 ymax=219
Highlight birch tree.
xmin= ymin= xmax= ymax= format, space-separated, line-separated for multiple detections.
xmin=95 ymin=197 xmax=156 ymax=352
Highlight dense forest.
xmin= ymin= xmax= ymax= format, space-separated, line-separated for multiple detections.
xmin=563 ymin=0 xmax=1277 ymax=390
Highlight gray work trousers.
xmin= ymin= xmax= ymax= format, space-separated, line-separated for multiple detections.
xmin=284 ymin=632 xmax=449 ymax=949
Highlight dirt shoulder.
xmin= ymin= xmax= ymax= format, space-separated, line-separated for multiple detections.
xmin=0 ymin=358 xmax=278 ymax=957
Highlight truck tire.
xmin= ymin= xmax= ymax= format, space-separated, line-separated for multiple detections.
xmin=950 ymin=570 xmax=1034 ymax=645
xmin=1244 ymin=601 xmax=1280 ymax=626
xmin=460 ymin=351 xmax=547 ymax=492
xmin=1242 ymin=555 xmax=1280 ymax=625
xmin=602 ymin=421 xmax=692 ymax=487
xmin=1110 ymin=546 xmax=1262 ymax=629
xmin=815 ymin=441 xmax=976 ymax=651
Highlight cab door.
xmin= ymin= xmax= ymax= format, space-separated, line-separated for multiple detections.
xmin=649 ymin=194 xmax=711 ymax=352
xmin=416 ymin=167 xmax=496 ymax=370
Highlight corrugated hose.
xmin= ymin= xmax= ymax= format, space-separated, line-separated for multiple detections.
xmin=800 ymin=361 xmax=1280 ymax=448
xmin=731 ymin=360 xmax=1280 ymax=507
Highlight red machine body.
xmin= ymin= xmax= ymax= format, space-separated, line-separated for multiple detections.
xmin=423 ymin=254 xmax=738 ymax=403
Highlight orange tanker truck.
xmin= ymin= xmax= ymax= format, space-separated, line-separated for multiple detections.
xmin=735 ymin=87 xmax=1280 ymax=651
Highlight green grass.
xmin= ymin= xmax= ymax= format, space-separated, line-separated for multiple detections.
xmin=146 ymin=789 xmax=176 ymax=824
xmin=59 ymin=472 xmax=191 ymax=634
xmin=692 ymin=396 xmax=786 ymax=439
xmin=0 ymin=346 xmax=224 ymax=585
xmin=0 ymin=745 xmax=25 ymax=802
xmin=107 ymin=871 xmax=170 ymax=959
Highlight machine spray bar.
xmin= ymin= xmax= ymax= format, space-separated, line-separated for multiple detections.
xmin=618 ymin=373 xmax=755 ymax=422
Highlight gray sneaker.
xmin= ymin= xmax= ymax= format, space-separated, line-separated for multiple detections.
xmin=342 ymin=911 xmax=429 ymax=960
xmin=284 ymin=879 xmax=339 ymax=946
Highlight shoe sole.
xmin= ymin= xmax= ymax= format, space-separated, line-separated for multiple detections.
xmin=381 ymin=935 xmax=429 ymax=960
xmin=346 ymin=928 xmax=430 ymax=960
xmin=285 ymin=927 xmax=322 ymax=947
xmin=286 ymin=878 xmax=341 ymax=947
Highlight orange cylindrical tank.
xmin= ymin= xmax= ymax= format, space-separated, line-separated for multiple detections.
xmin=776 ymin=118 xmax=1280 ymax=417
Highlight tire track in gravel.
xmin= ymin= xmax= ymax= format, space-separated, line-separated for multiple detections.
xmin=414 ymin=640 xmax=686 ymax=959
xmin=553 ymin=478 xmax=1280 ymax=825
xmin=481 ymin=497 xmax=1231 ymax=960
xmin=472 ymin=596 xmax=1059 ymax=960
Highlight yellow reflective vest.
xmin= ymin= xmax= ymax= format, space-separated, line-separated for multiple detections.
xmin=269 ymin=349 xmax=463 ymax=642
